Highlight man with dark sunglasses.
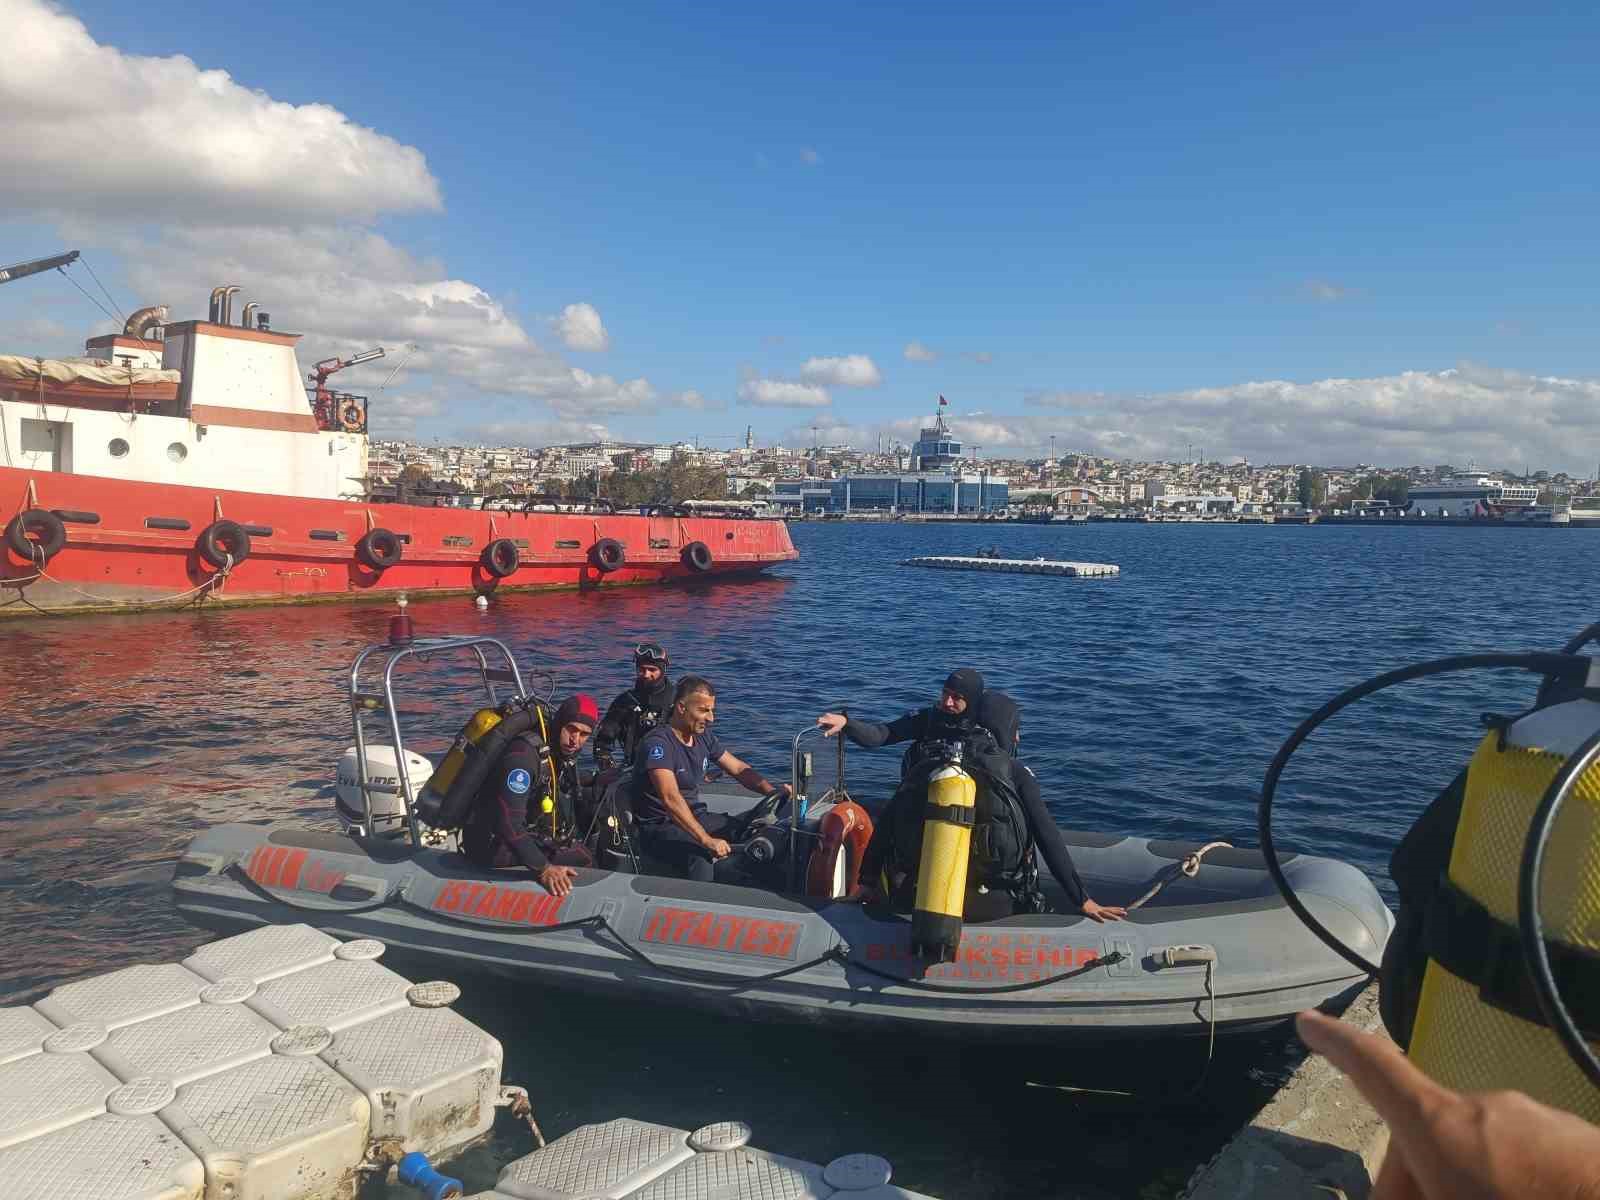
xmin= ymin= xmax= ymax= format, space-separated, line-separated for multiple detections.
xmin=593 ymin=641 xmax=675 ymax=770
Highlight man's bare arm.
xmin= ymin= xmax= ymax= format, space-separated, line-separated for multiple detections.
xmin=649 ymin=767 xmax=716 ymax=845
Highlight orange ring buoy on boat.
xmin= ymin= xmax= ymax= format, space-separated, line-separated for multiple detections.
xmin=805 ymin=800 xmax=874 ymax=899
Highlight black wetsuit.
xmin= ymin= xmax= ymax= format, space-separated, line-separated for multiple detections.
xmin=851 ymin=697 xmax=1088 ymax=913
xmin=463 ymin=734 xmax=592 ymax=875
xmin=593 ymin=676 xmax=675 ymax=769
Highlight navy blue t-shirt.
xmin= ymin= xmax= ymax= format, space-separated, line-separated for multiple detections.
xmin=631 ymin=725 xmax=724 ymax=824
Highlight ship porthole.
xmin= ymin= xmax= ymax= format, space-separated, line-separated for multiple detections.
xmin=167 ymin=442 xmax=188 ymax=463
xmin=108 ymin=438 xmax=130 ymax=458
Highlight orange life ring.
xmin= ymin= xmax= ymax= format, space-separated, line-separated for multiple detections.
xmin=805 ymin=800 xmax=874 ymax=899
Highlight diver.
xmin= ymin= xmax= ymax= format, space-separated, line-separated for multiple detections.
xmin=631 ymin=675 xmax=790 ymax=881
xmin=962 ymin=691 xmax=1127 ymax=922
xmin=593 ymin=641 xmax=674 ymax=770
xmin=463 ymin=693 xmax=600 ymax=898
xmin=815 ymin=667 xmax=987 ymax=753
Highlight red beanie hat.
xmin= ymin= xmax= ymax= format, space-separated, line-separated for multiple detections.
xmin=556 ymin=693 xmax=600 ymax=732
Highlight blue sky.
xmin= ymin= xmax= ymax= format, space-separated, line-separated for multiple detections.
xmin=2 ymin=1 xmax=1598 ymax=470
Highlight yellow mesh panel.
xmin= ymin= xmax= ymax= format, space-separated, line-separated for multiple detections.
xmin=1410 ymin=723 xmax=1600 ymax=1119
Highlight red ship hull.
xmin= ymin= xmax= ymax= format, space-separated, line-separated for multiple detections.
xmin=0 ymin=467 xmax=797 ymax=617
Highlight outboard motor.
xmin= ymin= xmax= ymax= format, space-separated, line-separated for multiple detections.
xmin=912 ymin=750 xmax=977 ymax=962
xmin=335 ymin=745 xmax=434 ymax=833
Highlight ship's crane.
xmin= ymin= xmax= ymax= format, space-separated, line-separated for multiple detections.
xmin=0 ymin=250 xmax=80 ymax=285
xmin=309 ymin=346 xmax=385 ymax=433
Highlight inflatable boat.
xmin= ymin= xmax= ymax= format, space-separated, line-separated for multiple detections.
xmin=172 ymin=633 xmax=1392 ymax=1042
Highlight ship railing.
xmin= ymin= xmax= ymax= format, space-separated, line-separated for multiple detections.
xmin=346 ymin=635 xmax=536 ymax=846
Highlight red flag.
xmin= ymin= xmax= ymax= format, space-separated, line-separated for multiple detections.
xmin=938 ymin=395 xmax=947 ymax=406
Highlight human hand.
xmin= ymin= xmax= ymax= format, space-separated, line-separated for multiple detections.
xmin=816 ymin=713 xmax=847 ymax=737
xmin=1296 ymin=1008 xmax=1600 ymax=1200
xmin=767 ymin=783 xmax=793 ymax=805
xmin=703 ymin=837 xmax=732 ymax=859
xmin=538 ymin=864 xmax=577 ymax=897
xmin=1080 ymin=899 xmax=1127 ymax=923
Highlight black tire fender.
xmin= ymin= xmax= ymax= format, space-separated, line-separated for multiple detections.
xmin=682 ymin=540 xmax=714 ymax=572
xmin=196 ymin=520 xmax=251 ymax=569
xmin=356 ymin=527 xmax=404 ymax=570
xmin=5 ymin=509 xmax=67 ymax=562
xmin=482 ymin=537 xmax=520 ymax=578
xmin=591 ymin=537 xmax=626 ymax=573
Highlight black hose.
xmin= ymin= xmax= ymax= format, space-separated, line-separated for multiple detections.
xmin=1517 ymin=723 xmax=1600 ymax=1090
xmin=1257 ymin=652 xmax=1584 ymax=976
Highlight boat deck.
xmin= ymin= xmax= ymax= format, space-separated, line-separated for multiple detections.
xmin=470 ymin=1117 xmax=933 ymax=1199
xmin=901 ymin=554 xmax=1120 ymax=577
xmin=0 ymin=923 xmax=503 ymax=1200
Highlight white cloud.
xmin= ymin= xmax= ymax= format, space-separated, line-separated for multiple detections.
xmin=800 ymin=147 xmax=822 ymax=166
xmin=903 ymin=341 xmax=938 ymax=362
xmin=109 ymin=223 xmax=666 ymax=422
xmin=465 ymin=418 xmax=616 ymax=448
xmin=0 ymin=6 xmax=729 ymax=442
xmin=555 ymin=302 xmax=610 ymax=352
xmin=1 ymin=0 xmax=440 ymax=225
xmin=672 ymin=389 xmax=724 ymax=411
xmin=799 ymin=354 xmax=882 ymax=388
xmin=777 ymin=365 xmax=1600 ymax=472
xmin=738 ymin=377 xmax=831 ymax=408
xmin=366 ymin=390 xmax=443 ymax=438
xmin=1299 ymin=279 xmax=1355 ymax=303
xmin=1017 ymin=365 xmax=1600 ymax=470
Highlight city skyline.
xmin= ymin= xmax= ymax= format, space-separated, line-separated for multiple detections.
xmin=2 ymin=1 xmax=1598 ymax=470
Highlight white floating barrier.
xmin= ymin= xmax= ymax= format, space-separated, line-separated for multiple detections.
xmin=900 ymin=555 xmax=1120 ymax=577
xmin=0 ymin=923 xmax=503 ymax=1200
xmin=469 ymin=1117 xmax=935 ymax=1199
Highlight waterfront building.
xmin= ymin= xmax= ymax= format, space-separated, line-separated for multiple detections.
xmin=771 ymin=403 xmax=1010 ymax=515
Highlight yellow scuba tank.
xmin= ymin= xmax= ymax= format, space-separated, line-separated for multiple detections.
xmin=427 ymin=707 xmax=504 ymax=799
xmin=911 ymin=760 xmax=978 ymax=962
xmin=414 ymin=700 xmax=545 ymax=829
xmin=1408 ymin=698 xmax=1600 ymax=1120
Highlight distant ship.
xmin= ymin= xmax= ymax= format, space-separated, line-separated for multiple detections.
xmin=1568 ymin=496 xmax=1600 ymax=528
xmin=1405 ymin=474 xmax=1540 ymax=519
xmin=0 ymin=254 xmax=797 ymax=617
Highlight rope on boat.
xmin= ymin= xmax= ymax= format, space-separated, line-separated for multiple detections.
xmin=3 ymin=542 xmax=231 ymax=614
xmin=1126 ymin=840 xmax=1233 ymax=910
xmin=221 ymin=861 xmax=1126 ymax=995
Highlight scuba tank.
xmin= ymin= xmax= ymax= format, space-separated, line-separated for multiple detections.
xmin=1407 ymin=699 xmax=1600 ymax=1118
xmin=1257 ymin=630 xmax=1600 ymax=1120
xmin=414 ymin=698 xmax=550 ymax=830
xmin=911 ymin=749 xmax=978 ymax=963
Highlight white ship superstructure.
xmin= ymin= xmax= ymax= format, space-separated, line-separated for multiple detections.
xmin=1407 ymin=475 xmax=1539 ymax=518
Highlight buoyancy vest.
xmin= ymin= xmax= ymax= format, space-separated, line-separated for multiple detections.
xmin=889 ymin=727 xmax=1030 ymax=888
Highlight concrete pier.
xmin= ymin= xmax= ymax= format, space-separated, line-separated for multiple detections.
xmin=1180 ymin=983 xmax=1389 ymax=1200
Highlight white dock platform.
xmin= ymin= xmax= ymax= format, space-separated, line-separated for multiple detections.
xmin=901 ymin=554 xmax=1120 ymax=577
xmin=0 ymin=923 xmax=503 ymax=1200
xmin=470 ymin=1118 xmax=936 ymax=1200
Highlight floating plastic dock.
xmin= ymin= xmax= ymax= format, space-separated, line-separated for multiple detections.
xmin=0 ymin=923 xmax=505 ymax=1200
xmin=470 ymin=1118 xmax=934 ymax=1200
xmin=900 ymin=555 xmax=1120 ymax=577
